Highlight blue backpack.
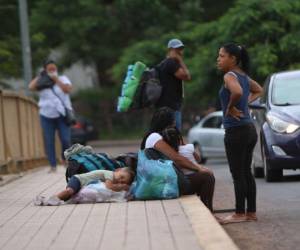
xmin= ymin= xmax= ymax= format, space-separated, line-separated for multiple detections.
xmin=66 ymin=153 xmax=125 ymax=182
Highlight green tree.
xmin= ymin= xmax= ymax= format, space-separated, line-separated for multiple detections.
xmin=0 ymin=1 xmax=21 ymax=83
xmin=29 ymin=0 xmax=204 ymax=133
xmin=30 ymin=0 xmax=203 ymax=85
xmin=113 ymin=0 xmax=300 ymax=111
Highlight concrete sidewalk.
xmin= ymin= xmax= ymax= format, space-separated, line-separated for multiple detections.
xmin=0 ymin=167 xmax=238 ymax=250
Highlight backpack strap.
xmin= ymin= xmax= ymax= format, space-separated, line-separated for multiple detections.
xmin=227 ymin=71 xmax=238 ymax=78
xmin=93 ymin=154 xmax=117 ymax=170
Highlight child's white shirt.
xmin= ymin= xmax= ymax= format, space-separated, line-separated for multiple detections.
xmin=178 ymin=144 xmax=198 ymax=175
xmin=69 ymin=181 xmax=127 ymax=204
xmin=145 ymin=133 xmax=197 ymax=175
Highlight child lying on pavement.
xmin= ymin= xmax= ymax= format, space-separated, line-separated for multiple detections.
xmin=35 ymin=168 xmax=135 ymax=205
xmin=68 ymin=181 xmax=128 ymax=204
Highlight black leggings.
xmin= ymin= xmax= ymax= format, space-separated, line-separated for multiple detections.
xmin=224 ymin=123 xmax=258 ymax=213
xmin=187 ymin=170 xmax=215 ymax=212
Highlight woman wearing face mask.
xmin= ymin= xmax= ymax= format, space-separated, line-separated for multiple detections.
xmin=29 ymin=60 xmax=73 ymax=172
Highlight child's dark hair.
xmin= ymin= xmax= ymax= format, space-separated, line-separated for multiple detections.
xmin=222 ymin=43 xmax=250 ymax=73
xmin=140 ymin=107 xmax=175 ymax=149
xmin=122 ymin=167 xmax=135 ymax=184
xmin=115 ymin=153 xmax=138 ymax=172
xmin=161 ymin=127 xmax=183 ymax=152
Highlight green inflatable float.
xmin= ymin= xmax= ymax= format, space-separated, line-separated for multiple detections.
xmin=117 ymin=61 xmax=146 ymax=112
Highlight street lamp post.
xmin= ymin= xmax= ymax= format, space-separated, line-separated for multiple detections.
xmin=18 ymin=0 xmax=32 ymax=94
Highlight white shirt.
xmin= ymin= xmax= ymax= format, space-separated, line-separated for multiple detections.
xmin=38 ymin=75 xmax=73 ymax=118
xmin=178 ymin=144 xmax=197 ymax=175
xmin=145 ymin=133 xmax=196 ymax=175
xmin=145 ymin=133 xmax=162 ymax=149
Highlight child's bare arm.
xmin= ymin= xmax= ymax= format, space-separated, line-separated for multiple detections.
xmin=105 ymin=180 xmax=129 ymax=192
xmin=193 ymin=151 xmax=202 ymax=164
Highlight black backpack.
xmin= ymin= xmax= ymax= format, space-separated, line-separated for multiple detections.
xmin=132 ymin=66 xmax=162 ymax=109
xmin=36 ymin=71 xmax=55 ymax=91
xmin=65 ymin=152 xmax=138 ymax=182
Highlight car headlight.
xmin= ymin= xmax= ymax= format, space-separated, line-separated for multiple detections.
xmin=266 ymin=113 xmax=299 ymax=134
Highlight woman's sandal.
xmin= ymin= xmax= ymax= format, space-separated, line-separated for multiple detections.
xmin=220 ymin=213 xmax=249 ymax=225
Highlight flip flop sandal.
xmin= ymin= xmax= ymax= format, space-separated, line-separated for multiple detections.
xmin=246 ymin=215 xmax=258 ymax=221
xmin=221 ymin=214 xmax=249 ymax=225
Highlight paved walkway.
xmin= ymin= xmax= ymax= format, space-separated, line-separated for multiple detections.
xmin=0 ymin=167 xmax=203 ymax=250
xmin=0 ymin=166 xmax=238 ymax=250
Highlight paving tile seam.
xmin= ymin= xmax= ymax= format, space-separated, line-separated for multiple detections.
xmin=72 ymin=204 xmax=94 ymax=250
xmin=144 ymin=201 xmax=152 ymax=250
xmin=47 ymin=205 xmax=77 ymax=250
xmin=5 ymin=178 xmax=64 ymax=250
xmin=122 ymin=202 xmax=129 ymax=249
xmin=0 ymin=174 xmax=63 ymax=227
xmin=0 ymin=171 xmax=51 ymax=214
xmin=97 ymin=203 xmax=111 ymax=250
xmin=162 ymin=200 xmax=179 ymax=250
xmin=1 ymin=206 xmax=42 ymax=249
xmin=21 ymin=207 xmax=60 ymax=250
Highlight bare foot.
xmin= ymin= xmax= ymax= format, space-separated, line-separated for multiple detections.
xmin=221 ymin=213 xmax=248 ymax=225
xmin=246 ymin=212 xmax=258 ymax=221
xmin=214 ymin=215 xmax=225 ymax=224
xmin=60 ymin=159 xmax=67 ymax=167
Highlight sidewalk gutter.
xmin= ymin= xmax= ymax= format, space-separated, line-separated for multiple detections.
xmin=0 ymin=165 xmax=51 ymax=187
xmin=0 ymin=174 xmax=22 ymax=187
xmin=180 ymin=195 xmax=239 ymax=250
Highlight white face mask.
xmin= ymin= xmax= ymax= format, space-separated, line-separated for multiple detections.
xmin=48 ymin=71 xmax=58 ymax=77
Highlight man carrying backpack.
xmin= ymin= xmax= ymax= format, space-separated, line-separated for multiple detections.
xmin=156 ymin=39 xmax=191 ymax=130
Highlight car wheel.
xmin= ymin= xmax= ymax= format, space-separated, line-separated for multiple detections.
xmin=251 ymin=159 xmax=264 ymax=178
xmin=193 ymin=142 xmax=207 ymax=164
xmin=262 ymin=143 xmax=282 ymax=182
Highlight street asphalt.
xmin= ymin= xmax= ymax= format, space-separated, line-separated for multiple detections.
xmin=209 ymin=159 xmax=300 ymax=250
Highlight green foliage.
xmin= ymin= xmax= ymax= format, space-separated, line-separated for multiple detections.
xmin=72 ymin=87 xmax=152 ymax=138
xmin=113 ymin=0 xmax=300 ymax=109
xmin=30 ymin=0 xmax=204 ymax=85
xmin=2 ymin=0 xmax=300 ymax=130
xmin=0 ymin=0 xmax=22 ymax=81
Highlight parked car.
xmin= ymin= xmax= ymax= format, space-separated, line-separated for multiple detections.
xmin=71 ymin=116 xmax=98 ymax=145
xmin=250 ymin=70 xmax=300 ymax=182
xmin=187 ymin=111 xmax=225 ymax=162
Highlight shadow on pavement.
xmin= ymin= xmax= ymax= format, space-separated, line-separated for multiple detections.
xmin=282 ymin=174 xmax=300 ymax=182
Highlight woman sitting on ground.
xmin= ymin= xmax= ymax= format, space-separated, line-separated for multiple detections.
xmin=140 ymin=107 xmax=215 ymax=211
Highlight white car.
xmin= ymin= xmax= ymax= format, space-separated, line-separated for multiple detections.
xmin=187 ymin=111 xmax=226 ymax=160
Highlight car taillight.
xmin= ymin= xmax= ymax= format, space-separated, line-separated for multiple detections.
xmin=73 ymin=122 xmax=83 ymax=129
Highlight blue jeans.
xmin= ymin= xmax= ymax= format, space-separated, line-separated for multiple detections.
xmin=40 ymin=115 xmax=71 ymax=168
xmin=174 ymin=111 xmax=182 ymax=131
